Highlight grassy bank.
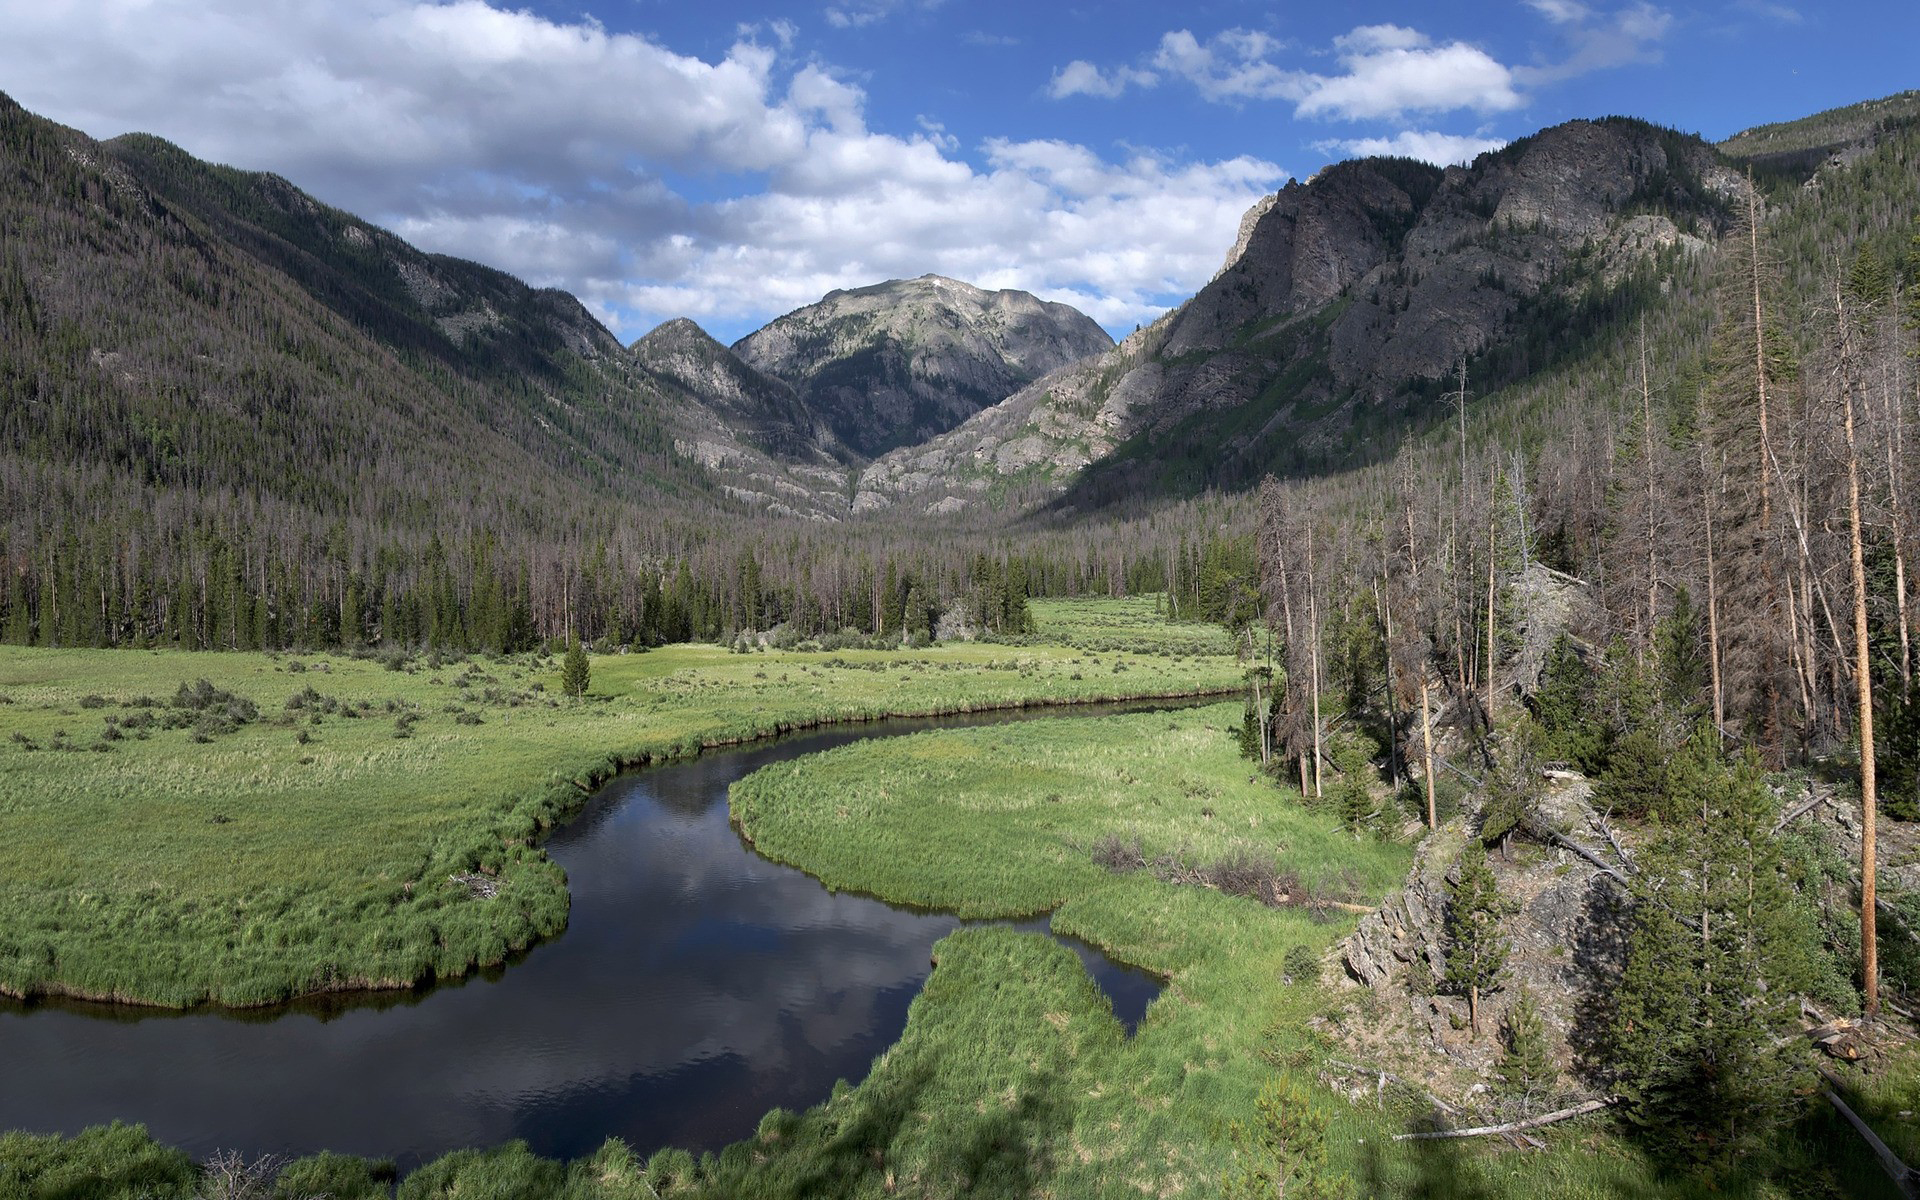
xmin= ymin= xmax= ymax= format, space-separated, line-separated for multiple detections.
xmin=0 ymin=596 xmax=1241 ymax=1007
xmin=7 ymin=702 xmax=1898 ymax=1197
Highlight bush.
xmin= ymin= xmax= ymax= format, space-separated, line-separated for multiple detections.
xmin=1284 ymin=943 xmax=1319 ymax=986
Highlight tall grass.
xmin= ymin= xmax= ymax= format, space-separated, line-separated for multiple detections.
xmin=0 ymin=604 xmax=1241 ymax=1008
xmin=10 ymin=702 xmax=1899 ymax=1197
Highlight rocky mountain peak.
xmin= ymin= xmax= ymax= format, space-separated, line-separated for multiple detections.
xmin=852 ymin=116 xmax=1742 ymax=519
xmin=731 ymin=275 xmax=1113 ymax=460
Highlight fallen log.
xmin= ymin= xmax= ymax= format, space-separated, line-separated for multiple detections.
xmin=1773 ymin=790 xmax=1825 ymax=832
xmin=1527 ymin=823 xmax=1634 ymax=891
xmin=1324 ymin=1059 xmax=1463 ymax=1117
xmin=1392 ymin=1097 xmax=1613 ymax=1142
xmin=1819 ymin=1071 xmax=1920 ymax=1199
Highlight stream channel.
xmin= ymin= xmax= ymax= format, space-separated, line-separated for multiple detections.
xmin=0 ymin=701 xmax=1176 ymax=1167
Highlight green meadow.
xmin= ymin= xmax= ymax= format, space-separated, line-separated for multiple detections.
xmin=0 ymin=596 xmax=1241 ymax=1007
xmin=3 ymin=698 xmax=1898 ymax=1198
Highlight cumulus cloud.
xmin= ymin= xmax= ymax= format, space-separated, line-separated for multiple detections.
xmin=1297 ymin=26 xmax=1524 ymax=119
xmin=1057 ymin=25 xmax=1522 ymax=120
xmin=1317 ymin=130 xmax=1509 ymax=166
xmin=1149 ymin=29 xmax=1302 ymax=103
xmin=616 ymin=139 xmax=1283 ymax=331
xmin=0 ymin=0 xmax=1281 ymax=338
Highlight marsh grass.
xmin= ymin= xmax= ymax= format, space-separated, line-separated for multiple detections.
xmin=1026 ymin=594 xmax=1240 ymax=657
xmin=700 ymin=706 xmax=1906 ymax=1199
xmin=10 ymin=701 xmax=1902 ymax=1198
xmin=0 ymin=605 xmax=1240 ymax=1008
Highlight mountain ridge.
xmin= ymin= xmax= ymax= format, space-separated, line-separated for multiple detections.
xmin=732 ymin=273 xmax=1114 ymax=461
xmin=852 ymin=116 xmax=1742 ymax=517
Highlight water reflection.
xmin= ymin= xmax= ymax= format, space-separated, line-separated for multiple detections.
xmin=0 ymin=707 xmax=1166 ymax=1167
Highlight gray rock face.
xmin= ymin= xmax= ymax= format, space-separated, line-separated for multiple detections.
xmin=1344 ymin=829 xmax=1455 ymax=989
xmin=633 ymin=318 xmax=839 ymax=463
xmin=852 ymin=118 xmax=1739 ymax=516
xmin=733 ymin=274 xmax=1113 ymax=461
xmin=627 ymin=318 xmax=852 ymax=521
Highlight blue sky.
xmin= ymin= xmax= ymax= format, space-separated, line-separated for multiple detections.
xmin=0 ymin=1 xmax=1912 ymax=342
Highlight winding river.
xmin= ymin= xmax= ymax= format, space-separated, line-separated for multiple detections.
xmin=0 ymin=705 xmax=1166 ymax=1167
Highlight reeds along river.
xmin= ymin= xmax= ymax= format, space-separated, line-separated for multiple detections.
xmin=0 ymin=706 xmax=1164 ymax=1168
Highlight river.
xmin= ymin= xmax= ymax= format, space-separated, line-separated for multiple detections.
xmin=0 ymin=705 xmax=1167 ymax=1167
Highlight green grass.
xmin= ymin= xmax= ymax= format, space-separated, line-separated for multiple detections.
xmin=670 ymin=706 xmax=1914 ymax=1200
xmin=711 ymin=704 xmax=1412 ymax=1196
xmin=1027 ymin=593 xmax=1240 ymax=656
xmin=0 ymin=602 xmax=1241 ymax=1008
xmin=8 ymin=702 xmax=1903 ymax=1198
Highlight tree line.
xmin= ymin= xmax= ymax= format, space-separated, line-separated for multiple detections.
xmin=1251 ymin=142 xmax=1920 ymax=1173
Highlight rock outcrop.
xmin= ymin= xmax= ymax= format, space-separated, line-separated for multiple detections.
xmin=734 ymin=275 xmax=1113 ymax=461
xmin=851 ymin=119 xmax=1740 ymax=516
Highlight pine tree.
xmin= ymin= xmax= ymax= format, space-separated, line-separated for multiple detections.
xmin=1444 ymin=841 xmax=1511 ymax=1038
xmin=1496 ymin=985 xmax=1557 ymax=1118
xmin=561 ymin=636 xmax=590 ymax=699
xmin=1221 ymin=1075 xmax=1352 ymax=1200
xmin=1326 ymin=732 xmax=1379 ymax=832
xmin=1609 ymin=733 xmax=1819 ymax=1169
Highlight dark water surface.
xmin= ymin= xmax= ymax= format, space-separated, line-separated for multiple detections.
xmin=0 ymin=706 xmax=1166 ymax=1166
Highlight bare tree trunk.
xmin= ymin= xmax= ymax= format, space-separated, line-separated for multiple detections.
xmin=1747 ymin=176 xmax=1784 ymax=762
xmin=1276 ymin=513 xmax=1306 ymax=793
xmin=1640 ymin=323 xmax=1660 ymax=665
xmin=1307 ymin=523 xmax=1324 ymax=802
xmin=1487 ymin=457 xmax=1499 ymax=726
xmin=1838 ymin=288 xmax=1879 ymax=1017
xmin=1380 ymin=555 xmax=1401 ymax=790
xmin=1703 ymin=446 xmax=1727 ymax=730
xmin=1884 ymin=326 xmax=1913 ymax=694
xmin=1407 ymin=496 xmax=1437 ymax=831
xmin=1787 ymin=573 xmax=1817 ymax=733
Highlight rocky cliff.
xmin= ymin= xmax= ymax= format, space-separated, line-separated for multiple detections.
xmin=630 ymin=318 xmax=852 ymax=520
xmin=733 ymin=274 xmax=1114 ymax=461
xmin=852 ymin=118 xmax=1741 ymax=518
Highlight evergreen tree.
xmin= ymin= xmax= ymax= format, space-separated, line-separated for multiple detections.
xmin=1532 ymin=635 xmax=1603 ymax=770
xmin=1221 ymin=1075 xmax=1352 ymax=1200
xmin=1609 ymin=733 xmax=1819 ymax=1170
xmin=561 ymin=636 xmax=590 ymax=699
xmin=1496 ymin=985 xmax=1557 ymax=1117
xmin=1444 ymin=841 xmax=1511 ymax=1038
xmin=1326 ymin=732 xmax=1379 ymax=832
xmin=1477 ymin=721 xmax=1543 ymax=856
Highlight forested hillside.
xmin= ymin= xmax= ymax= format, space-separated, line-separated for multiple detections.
xmin=1241 ymin=98 xmax=1920 ymax=1181
xmin=0 ymin=92 xmax=1236 ymax=652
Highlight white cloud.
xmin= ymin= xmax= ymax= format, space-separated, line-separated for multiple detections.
xmin=0 ymin=0 xmax=1282 ymax=338
xmin=1048 ymin=59 xmax=1159 ymax=100
xmin=610 ymin=140 xmax=1284 ymax=332
xmin=1056 ymin=25 xmax=1522 ymax=120
xmin=1298 ymin=30 xmax=1524 ymax=120
xmin=1318 ymin=130 xmax=1509 ymax=166
xmin=1514 ymin=2 xmax=1673 ymax=84
xmin=1150 ymin=30 xmax=1303 ymax=103
xmin=1524 ymin=0 xmax=1594 ymax=24
xmin=824 ymin=0 xmax=941 ymax=29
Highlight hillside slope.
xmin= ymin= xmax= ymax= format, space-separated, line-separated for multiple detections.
xmin=853 ymin=118 xmax=1740 ymax=516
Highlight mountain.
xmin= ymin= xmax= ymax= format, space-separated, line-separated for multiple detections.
xmin=852 ymin=117 xmax=1741 ymax=516
xmin=732 ymin=274 xmax=1114 ymax=460
xmin=1717 ymin=89 xmax=1920 ymax=179
xmin=629 ymin=318 xmax=852 ymax=519
xmin=0 ymin=90 xmax=729 ymax=547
